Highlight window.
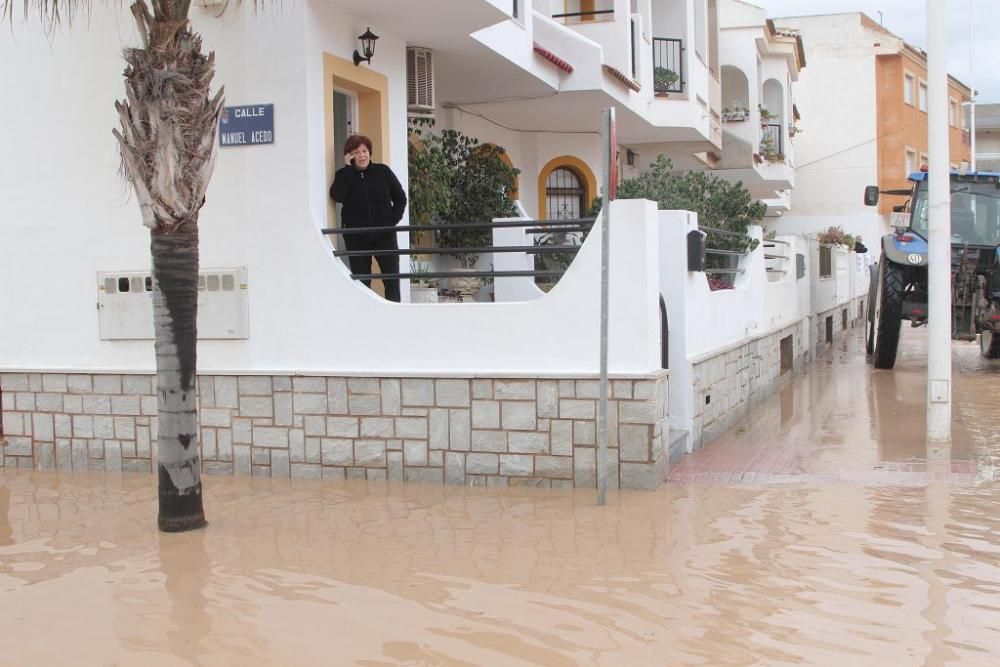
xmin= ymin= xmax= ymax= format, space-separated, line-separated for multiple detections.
xmin=904 ymin=73 xmax=915 ymax=105
xmin=819 ymin=245 xmax=832 ymax=278
xmin=905 ymin=149 xmax=917 ymax=177
xmin=949 ymin=99 xmax=959 ymax=127
xmin=546 ymin=168 xmax=586 ymax=219
xmin=406 ymin=47 xmax=435 ymax=113
xmin=920 ymin=153 xmax=929 ymax=169
xmin=918 ymin=82 xmax=928 ymax=112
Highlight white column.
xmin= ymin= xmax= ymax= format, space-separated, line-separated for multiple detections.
xmin=926 ymin=0 xmax=952 ymax=442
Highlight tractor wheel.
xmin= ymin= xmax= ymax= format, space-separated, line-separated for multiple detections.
xmin=873 ymin=260 xmax=905 ymax=369
xmin=982 ymin=330 xmax=1000 ymax=359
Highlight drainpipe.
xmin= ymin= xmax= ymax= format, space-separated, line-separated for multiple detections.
xmin=926 ymin=0 xmax=952 ymax=443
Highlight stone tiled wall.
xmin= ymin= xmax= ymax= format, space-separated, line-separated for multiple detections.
xmin=0 ymin=372 xmax=669 ymax=490
xmin=691 ymin=297 xmax=868 ymax=451
xmin=813 ymin=296 xmax=866 ymax=357
xmin=691 ymin=323 xmax=805 ymax=450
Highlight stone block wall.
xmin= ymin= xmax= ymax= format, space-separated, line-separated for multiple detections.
xmin=813 ymin=296 xmax=866 ymax=357
xmin=0 ymin=372 xmax=669 ymax=490
xmin=691 ymin=322 xmax=804 ymax=450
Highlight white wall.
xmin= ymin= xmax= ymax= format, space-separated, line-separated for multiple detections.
xmin=3 ymin=3 xmax=656 ymax=376
xmin=774 ymin=15 xmax=878 ymax=222
xmin=658 ymin=212 xmax=809 ymax=434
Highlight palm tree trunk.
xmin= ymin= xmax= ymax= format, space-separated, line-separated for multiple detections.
xmin=111 ymin=1 xmax=224 ymax=532
xmin=152 ymin=225 xmax=206 ymax=532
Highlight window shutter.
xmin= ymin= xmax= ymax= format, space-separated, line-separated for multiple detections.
xmin=407 ymin=47 xmax=434 ymax=113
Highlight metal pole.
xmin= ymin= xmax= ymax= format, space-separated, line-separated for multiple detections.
xmin=926 ymin=0 xmax=952 ymax=442
xmin=597 ymin=107 xmax=614 ymax=506
xmin=969 ymin=0 xmax=977 ymax=172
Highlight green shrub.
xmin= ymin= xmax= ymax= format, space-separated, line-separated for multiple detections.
xmin=408 ymin=119 xmax=519 ymax=267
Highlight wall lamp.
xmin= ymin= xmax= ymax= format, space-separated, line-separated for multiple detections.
xmin=353 ymin=27 xmax=379 ymax=66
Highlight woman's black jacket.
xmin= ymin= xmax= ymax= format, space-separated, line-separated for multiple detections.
xmin=329 ymin=163 xmax=407 ymax=234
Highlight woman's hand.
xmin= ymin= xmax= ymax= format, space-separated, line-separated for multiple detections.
xmin=344 ymin=153 xmax=355 ymax=166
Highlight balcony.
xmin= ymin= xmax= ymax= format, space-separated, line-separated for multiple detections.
xmin=652 ymin=38 xmax=684 ymax=94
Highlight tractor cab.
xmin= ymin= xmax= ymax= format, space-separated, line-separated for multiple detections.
xmin=865 ymin=171 xmax=1000 ymax=247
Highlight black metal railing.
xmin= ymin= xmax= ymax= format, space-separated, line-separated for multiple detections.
xmin=761 ymin=123 xmax=783 ymax=158
xmin=322 ymin=218 xmax=595 ymax=285
xmin=652 ymin=37 xmax=683 ymax=93
xmin=552 ymin=9 xmax=614 ymax=19
xmin=763 ymin=238 xmax=791 ymax=275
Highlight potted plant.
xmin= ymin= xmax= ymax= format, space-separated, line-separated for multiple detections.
xmin=816 ymin=226 xmax=855 ymax=248
xmin=409 ymin=259 xmax=438 ymax=303
xmin=759 ymin=105 xmax=776 ymax=124
xmin=721 ymin=104 xmax=749 ymax=122
xmin=653 ymin=66 xmax=679 ymax=92
xmin=759 ymin=134 xmax=778 ymax=162
xmin=407 ymin=119 xmax=519 ymax=300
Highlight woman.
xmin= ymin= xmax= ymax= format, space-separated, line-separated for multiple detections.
xmin=330 ymin=135 xmax=407 ymax=302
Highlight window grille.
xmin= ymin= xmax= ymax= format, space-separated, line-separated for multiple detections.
xmin=546 ymin=168 xmax=586 ymax=219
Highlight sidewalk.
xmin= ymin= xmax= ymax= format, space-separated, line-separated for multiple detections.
xmin=667 ymin=327 xmax=999 ymax=485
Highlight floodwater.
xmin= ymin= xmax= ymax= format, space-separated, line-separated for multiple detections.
xmin=2 ymin=331 xmax=1000 ymax=666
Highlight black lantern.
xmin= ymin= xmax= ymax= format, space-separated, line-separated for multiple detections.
xmin=353 ymin=27 xmax=379 ymax=66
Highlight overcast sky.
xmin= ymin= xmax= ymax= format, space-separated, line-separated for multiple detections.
xmin=751 ymin=0 xmax=998 ymax=103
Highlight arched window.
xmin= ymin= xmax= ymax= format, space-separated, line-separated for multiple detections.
xmin=537 ymin=155 xmax=597 ymax=219
xmin=546 ymin=167 xmax=586 ymax=219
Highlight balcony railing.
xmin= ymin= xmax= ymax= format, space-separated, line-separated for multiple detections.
xmin=652 ymin=38 xmax=683 ymax=93
xmin=552 ymin=1 xmax=614 ymax=21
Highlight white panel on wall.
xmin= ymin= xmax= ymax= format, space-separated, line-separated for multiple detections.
xmin=97 ymin=267 xmax=249 ymax=340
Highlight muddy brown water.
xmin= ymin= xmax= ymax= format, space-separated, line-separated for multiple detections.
xmin=2 ymin=330 xmax=999 ymax=665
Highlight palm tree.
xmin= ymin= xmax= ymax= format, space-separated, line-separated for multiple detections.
xmin=6 ymin=0 xmax=224 ymax=532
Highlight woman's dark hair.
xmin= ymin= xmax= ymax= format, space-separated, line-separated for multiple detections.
xmin=344 ymin=134 xmax=373 ymax=155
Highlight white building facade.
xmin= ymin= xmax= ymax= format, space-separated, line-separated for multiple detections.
xmin=1 ymin=0 xmax=854 ymax=487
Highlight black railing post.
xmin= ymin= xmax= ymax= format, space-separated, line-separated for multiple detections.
xmin=631 ymin=17 xmax=638 ymax=80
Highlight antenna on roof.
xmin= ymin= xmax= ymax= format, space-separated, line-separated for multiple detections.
xmin=877 ymin=10 xmax=884 ymax=25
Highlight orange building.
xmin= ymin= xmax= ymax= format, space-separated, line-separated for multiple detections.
xmin=875 ymin=42 xmax=972 ymax=214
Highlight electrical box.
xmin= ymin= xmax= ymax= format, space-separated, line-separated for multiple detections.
xmin=97 ymin=267 xmax=249 ymax=340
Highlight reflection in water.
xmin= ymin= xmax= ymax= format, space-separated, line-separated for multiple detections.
xmin=0 ymin=486 xmax=12 ymax=547
xmin=1 ymin=472 xmax=1000 ymax=665
xmin=161 ymin=531 xmax=213 ymax=666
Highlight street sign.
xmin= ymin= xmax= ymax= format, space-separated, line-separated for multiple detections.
xmin=219 ymin=104 xmax=274 ymax=147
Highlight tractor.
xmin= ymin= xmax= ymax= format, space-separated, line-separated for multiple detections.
xmin=863 ymin=170 xmax=1000 ymax=368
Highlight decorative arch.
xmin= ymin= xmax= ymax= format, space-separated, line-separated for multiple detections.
xmin=721 ymin=65 xmax=750 ymax=112
xmin=762 ymin=78 xmax=784 ymax=123
xmin=537 ymin=155 xmax=598 ymax=219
